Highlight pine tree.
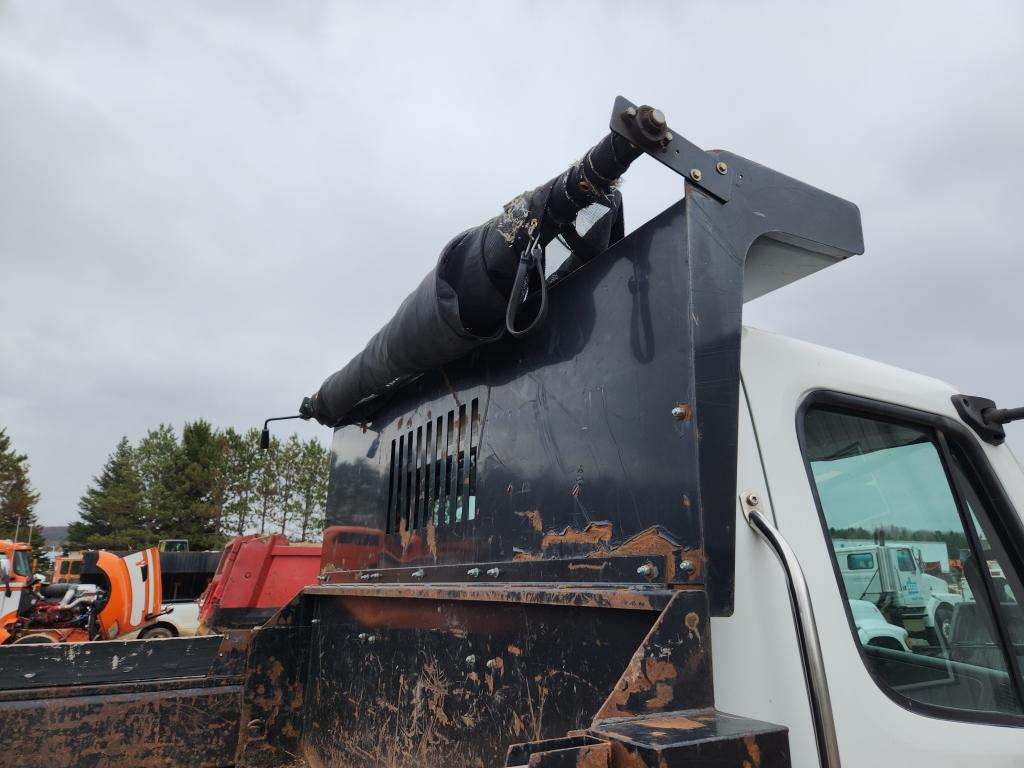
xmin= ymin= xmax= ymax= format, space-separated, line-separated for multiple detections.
xmin=135 ymin=424 xmax=185 ymax=535
xmin=268 ymin=435 xmax=302 ymax=538
xmin=68 ymin=438 xmax=152 ymax=550
xmin=0 ymin=427 xmax=44 ymax=554
xmin=221 ymin=427 xmax=261 ymax=537
xmin=168 ymin=420 xmax=227 ymax=550
xmin=294 ymin=438 xmax=329 ymax=542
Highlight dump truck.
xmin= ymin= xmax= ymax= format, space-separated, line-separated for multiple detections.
xmin=198 ymin=533 xmax=321 ymax=632
xmin=2 ymin=96 xmax=1024 ymax=768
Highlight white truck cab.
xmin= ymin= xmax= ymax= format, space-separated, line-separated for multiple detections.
xmin=714 ymin=327 xmax=1024 ymax=768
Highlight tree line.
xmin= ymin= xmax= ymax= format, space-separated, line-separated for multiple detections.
xmin=0 ymin=427 xmax=44 ymax=552
xmin=68 ymin=422 xmax=329 ymax=551
xmin=829 ymin=525 xmax=970 ymax=557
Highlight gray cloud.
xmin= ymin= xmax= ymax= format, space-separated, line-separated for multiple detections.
xmin=1 ymin=1 xmax=1022 ymax=525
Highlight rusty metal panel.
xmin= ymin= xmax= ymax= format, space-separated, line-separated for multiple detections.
xmin=591 ymin=708 xmax=790 ymax=768
xmin=592 ymin=589 xmax=712 ymax=721
xmin=236 ymin=598 xmax=314 ymax=768
xmin=0 ymin=683 xmax=242 ymax=767
xmin=266 ymin=586 xmax=701 ymax=768
xmin=0 ymin=634 xmax=235 ymax=691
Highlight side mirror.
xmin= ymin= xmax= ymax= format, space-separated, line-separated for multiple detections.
xmin=260 ymin=428 xmax=270 ymax=451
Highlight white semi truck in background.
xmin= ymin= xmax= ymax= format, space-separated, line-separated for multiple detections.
xmin=834 ymin=540 xmax=963 ymax=643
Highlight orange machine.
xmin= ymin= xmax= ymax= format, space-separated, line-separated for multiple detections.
xmin=0 ymin=547 xmax=165 ymax=644
xmin=52 ymin=551 xmax=84 ymax=584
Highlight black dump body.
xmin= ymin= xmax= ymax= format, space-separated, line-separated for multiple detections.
xmin=0 ymin=97 xmax=862 ymax=768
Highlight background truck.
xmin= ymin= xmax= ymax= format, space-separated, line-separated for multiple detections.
xmin=0 ymin=547 xmax=165 ymax=644
xmin=1 ymin=97 xmax=1024 ymax=768
xmin=197 ymin=533 xmax=321 ymax=632
xmin=834 ymin=541 xmax=963 ymax=644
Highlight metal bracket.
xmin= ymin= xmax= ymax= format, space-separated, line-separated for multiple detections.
xmin=609 ymin=96 xmax=734 ymax=202
xmin=953 ymin=394 xmax=1006 ymax=445
xmin=740 ymin=489 xmax=762 ymax=525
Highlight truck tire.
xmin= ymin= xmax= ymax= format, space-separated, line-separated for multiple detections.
xmin=867 ymin=637 xmax=904 ymax=652
xmin=12 ymin=633 xmax=56 ymax=644
xmin=139 ymin=624 xmax=176 ymax=639
xmin=935 ymin=604 xmax=954 ymax=641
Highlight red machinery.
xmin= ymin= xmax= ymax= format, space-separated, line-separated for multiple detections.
xmin=198 ymin=534 xmax=321 ymax=631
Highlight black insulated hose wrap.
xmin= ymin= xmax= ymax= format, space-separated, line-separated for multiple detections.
xmin=302 ymin=130 xmax=643 ymax=427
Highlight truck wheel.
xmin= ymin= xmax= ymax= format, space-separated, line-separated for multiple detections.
xmin=12 ymin=634 xmax=56 ymax=644
xmin=935 ymin=604 xmax=954 ymax=641
xmin=139 ymin=625 xmax=176 ymax=639
xmin=867 ymin=637 xmax=903 ymax=652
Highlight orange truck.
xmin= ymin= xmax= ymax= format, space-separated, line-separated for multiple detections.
xmin=0 ymin=547 xmax=166 ymax=644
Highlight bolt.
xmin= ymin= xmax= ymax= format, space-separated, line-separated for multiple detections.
xmin=716 ymin=161 xmax=729 ymax=175
xmin=665 ymin=131 xmax=674 ymax=141
xmin=247 ymin=719 xmax=267 ymax=740
xmin=311 ymin=618 xmax=321 ymax=625
xmin=649 ymin=108 xmax=666 ymax=127
xmin=690 ymin=168 xmax=702 ymax=182
xmin=358 ymin=633 xmax=368 ymax=640
xmin=486 ymin=567 xmax=501 ymax=578
xmin=411 ymin=569 xmax=425 ymax=579
xmin=680 ymin=559 xmax=695 ymax=576
xmin=745 ymin=492 xmax=760 ymax=507
xmin=671 ymin=403 xmax=691 ymax=422
xmin=465 ymin=654 xmax=477 ymax=666
xmin=625 ymin=106 xmax=637 ymax=118
xmin=636 ymin=563 xmax=658 ymax=579
xmin=467 ymin=568 xmax=481 ymax=578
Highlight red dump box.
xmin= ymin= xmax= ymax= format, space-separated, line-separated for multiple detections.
xmin=198 ymin=534 xmax=321 ymax=631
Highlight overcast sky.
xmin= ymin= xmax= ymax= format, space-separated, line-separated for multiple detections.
xmin=1 ymin=2 xmax=1022 ymax=526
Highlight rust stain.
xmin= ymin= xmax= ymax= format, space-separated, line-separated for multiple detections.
xmin=512 ymin=524 xmax=696 ymax=583
xmin=426 ymin=519 xmax=438 ymax=560
xmin=525 ymin=510 xmax=543 ymax=532
xmin=596 ymin=647 xmax=678 ymax=719
xmin=398 ymin=518 xmax=412 ymax=551
xmin=630 ymin=714 xmax=704 ymax=730
xmin=744 ymin=735 xmax=762 ymax=767
xmin=573 ymin=743 xmax=611 ymax=768
xmin=507 ymin=644 xmax=522 ymax=656
xmin=682 ymin=494 xmax=691 ymax=509
xmin=568 ymin=562 xmax=607 ymax=572
xmin=608 ymin=742 xmax=646 ymax=768
xmin=646 ymin=682 xmax=674 ymax=710
xmin=684 ymin=612 xmax=701 ymax=642
xmin=673 ymin=402 xmax=692 ymax=422
xmin=590 ymin=527 xmax=690 ymax=582
xmin=541 ymin=522 xmax=613 ymax=550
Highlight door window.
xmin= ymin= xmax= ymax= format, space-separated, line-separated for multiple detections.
xmin=802 ymin=405 xmax=1024 ymax=719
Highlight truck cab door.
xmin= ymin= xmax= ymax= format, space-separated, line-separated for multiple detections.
xmin=738 ymin=327 xmax=1024 ymax=767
